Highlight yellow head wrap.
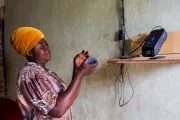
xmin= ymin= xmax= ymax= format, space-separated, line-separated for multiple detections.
xmin=10 ymin=27 xmax=45 ymax=56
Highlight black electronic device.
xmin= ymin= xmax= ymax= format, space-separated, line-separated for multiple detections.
xmin=142 ymin=28 xmax=167 ymax=57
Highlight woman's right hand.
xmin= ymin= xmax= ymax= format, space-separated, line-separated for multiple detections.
xmin=74 ymin=50 xmax=89 ymax=68
xmin=78 ymin=57 xmax=98 ymax=77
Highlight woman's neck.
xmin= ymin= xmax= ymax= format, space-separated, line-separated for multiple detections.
xmin=26 ymin=57 xmax=48 ymax=71
xmin=28 ymin=60 xmax=46 ymax=69
xmin=35 ymin=62 xmax=49 ymax=71
xmin=36 ymin=63 xmax=46 ymax=68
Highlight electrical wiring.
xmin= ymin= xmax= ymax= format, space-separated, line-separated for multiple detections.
xmin=117 ymin=56 xmax=136 ymax=107
xmin=124 ymin=26 xmax=145 ymax=43
xmin=117 ymin=26 xmax=164 ymax=107
xmin=117 ymin=28 xmax=153 ymax=107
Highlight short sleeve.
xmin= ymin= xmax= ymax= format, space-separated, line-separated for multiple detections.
xmin=19 ymin=69 xmax=59 ymax=115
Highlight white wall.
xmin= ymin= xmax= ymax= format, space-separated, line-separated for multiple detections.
xmin=0 ymin=0 xmax=3 ymax=6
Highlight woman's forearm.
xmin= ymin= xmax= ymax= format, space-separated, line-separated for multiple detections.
xmin=72 ymin=67 xmax=79 ymax=79
xmin=49 ymin=71 xmax=83 ymax=118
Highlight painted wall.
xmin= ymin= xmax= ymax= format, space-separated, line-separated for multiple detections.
xmin=0 ymin=0 xmax=4 ymax=97
xmin=0 ymin=0 xmax=3 ymax=6
xmin=4 ymin=0 xmax=180 ymax=120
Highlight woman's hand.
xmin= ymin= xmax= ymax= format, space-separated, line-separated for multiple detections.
xmin=73 ymin=50 xmax=89 ymax=78
xmin=74 ymin=50 xmax=89 ymax=68
xmin=78 ymin=57 xmax=98 ymax=77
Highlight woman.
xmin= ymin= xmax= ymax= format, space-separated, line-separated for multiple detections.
xmin=10 ymin=27 xmax=98 ymax=120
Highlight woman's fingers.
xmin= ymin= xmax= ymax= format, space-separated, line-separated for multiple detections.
xmin=81 ymin=50 xmax=89 ymax=57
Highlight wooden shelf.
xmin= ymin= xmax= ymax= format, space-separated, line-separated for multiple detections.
xmin=108 ymin=54 xmax=180 ymax=64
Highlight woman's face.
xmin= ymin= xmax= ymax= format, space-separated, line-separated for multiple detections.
xmin=29 ymin=38 xmax=51 ymax=64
